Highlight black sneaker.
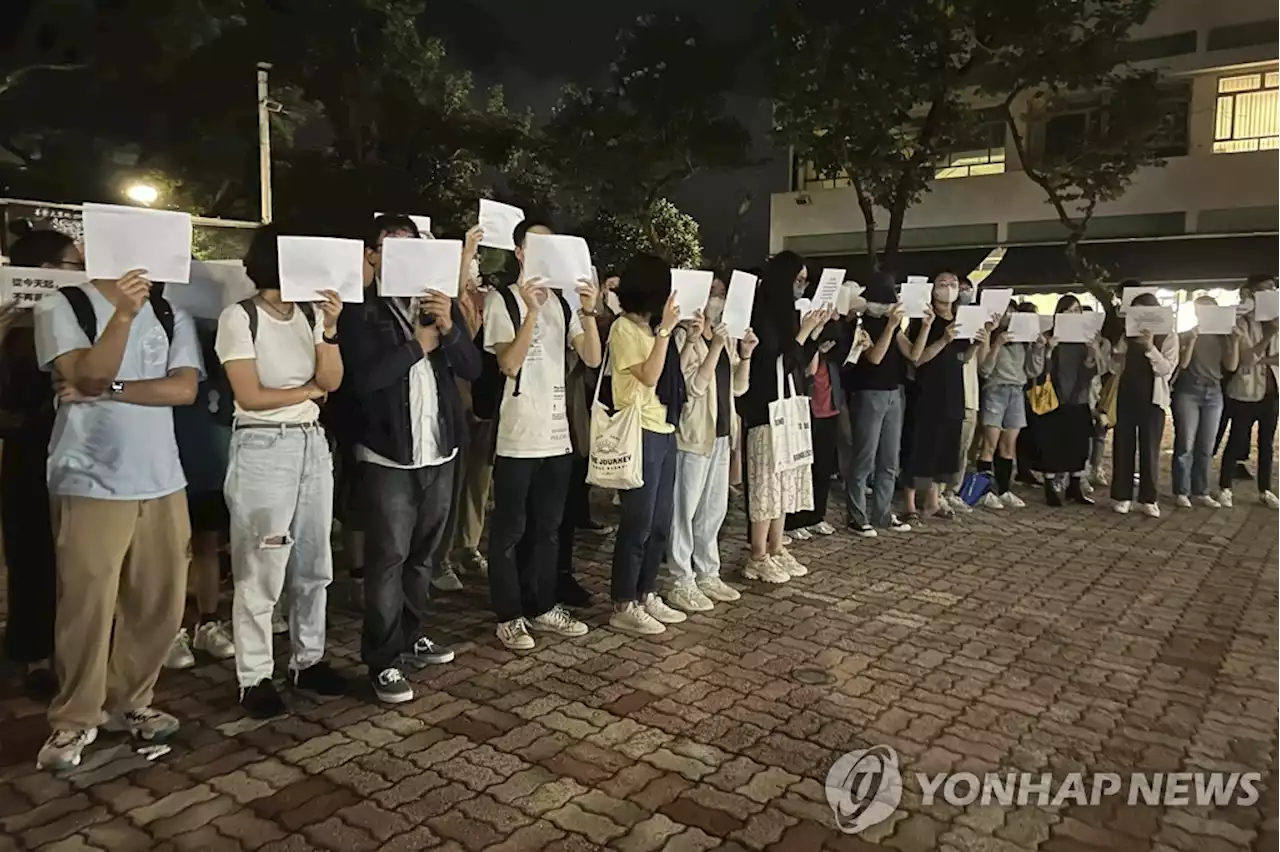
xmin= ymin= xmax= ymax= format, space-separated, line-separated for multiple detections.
xmin=371 ymin=668 xmax=413 ymax=704
xmin=291 ymin=661 xmax=349 ymax=696
xmin=241 ymin=680 xmax=286 ymax=719
xmin=404 ymin=636 xmax=455 ymax=669
xmin=577 ymin=518 xmax=615 ymax=534
xmin=556 ymin=575 xmax=594 ymax=607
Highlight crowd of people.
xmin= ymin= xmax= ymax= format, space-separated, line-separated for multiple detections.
xmin=0 ymin=212 xmax=1275 ymax=774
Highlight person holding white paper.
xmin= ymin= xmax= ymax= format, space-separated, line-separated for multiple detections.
xmin=938 ymin=275 xmax=987 ymax=513
xmin=1035 ymin=296 xmax=1102 ymax=506
xmin=975 ymin=300 xmax=1046 ymax=510
xmin=1171 ymin=296 xmax=1241 ymax=509
xmin=216 ymin=224 xmax=348 ymax=719
xmin=1108 ymin=292 xmax=1179 ymax=517
xmin=1218 ymin=274 xmax=1280 ymax=509
xmin=483 ymin=219 xmax=601 ymax=651
xmin=337 ymin=214 xmax=482 ymax=704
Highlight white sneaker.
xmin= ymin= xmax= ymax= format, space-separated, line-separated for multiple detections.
xmin=431 ymin=565 xmax=463 ymax=592
xmin=37 ymin=728 xmax=98 ymax=771
xmin=979 ymin=493 xmax=1004 ymax=510
xmin=772 ymin=548 xmax=808 ymax=577
xmin=610 ymin=603 xmax=666 ymax=636
xmin=853 ymin=524 xmax=878 ymax=538
xmin=810 ymin=521 xmax=836 ymax=535
xmin=668 ymin=583 xmax=714 ymax=613
xmin=643 ymin=593 xmax=687 ymax=624
xmin=1193 ymin=494 xmax=1222 ymax=509
xmin=530 ymin=605 xmax=590 ymax=637
xmin=888 ymin=515 xmax=912 ymax=532
xmin=790 ymin=527 xmax=813 ymax=541
xmin=743 ymin=555 xmax=790 ymax=584
xmin=1218 ymin=488 xmax=1234 ymax=508
xmin=945 ymin=494 xmax=973 ymax=514
xmin=1175 ymin=495 xmax=1193 ymax=509
xmin=779 ymin=534 xmax=793 ymax=547
xmin=1262 ymin=491 xmax=1280 ymax=510
xmin=1140 ymin=502 xmax=1161 ymax=518
xmin=1112 ymin=500 xmax=1132 ymax=515
xmin=193 ymin=622 xmax=235 ymax=660
xmin=496 ymin=618 xmax=535 ymax=651
xmin=106 ymin=707 xmax=180 ymax=741
xmin=696 ymin=576 xmax=740 ymax=602
xmin=999 ymin=491 xmax=1026 ymax=509
xmin=164 ymin=629 xmax=196 ymax=670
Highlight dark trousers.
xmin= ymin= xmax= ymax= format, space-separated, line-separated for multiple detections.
xmin=611 ymin=431 xmax=677 ymax=604
xmin=555 ymin=454 xmax=591 ymax=578
xmin=788 ymin=415 xmax=838 ymax=529
xmin=489 ymin=454 xmax=572 ymax=623
xmin=359 ymin=460 xmax=454 ymax=672
xmin=1220 ymin=394 xmax=1278 ymax=492
xmin=1110 ymin=402 xmax=1164 ymax=504
xmin=1 ymin=438 xmax=56 ymax=664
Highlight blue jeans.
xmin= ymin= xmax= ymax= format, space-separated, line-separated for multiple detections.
xmin=1172 ymin=376 xmax=1224 ymax=497
xmin=845 ymin=388 xmax=904 ymax=528
xmin=611 ymin=430 xmax=677 ymax=603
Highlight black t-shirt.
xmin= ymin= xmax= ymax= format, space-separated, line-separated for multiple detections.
xmin=848 ymin=315 xmax=906 ymax=392
xmin=907 ymin=315 xmax=967 ymax=420
xmin=715 ymin=350 xmax=731 ymax=438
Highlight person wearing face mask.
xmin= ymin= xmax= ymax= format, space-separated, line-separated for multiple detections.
xmin=1037 ymin=295 xmax=1102 ymax=506
xmin=936 ymin=275 xmax=984 ymax=513
xmin=1218 ymin=273 xmax=1280 ymax=509
xmin=975 ymin=301 xmax=1046 ymax=510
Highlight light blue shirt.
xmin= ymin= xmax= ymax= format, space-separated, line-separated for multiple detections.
xmin=34 ymin=285 xmax=205 ymax=500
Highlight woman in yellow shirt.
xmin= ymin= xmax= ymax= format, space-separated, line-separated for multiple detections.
xmin=606 ymin=255 xmax=686 ymax=636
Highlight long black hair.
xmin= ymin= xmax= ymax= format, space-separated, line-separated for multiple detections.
xmin=752 ymin=250 xmax=805 ymax=358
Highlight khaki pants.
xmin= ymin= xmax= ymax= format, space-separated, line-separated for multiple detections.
xmin=49 ymin=491 xmax=190 ymax=731
xmin=451 ymin=418 xmax=494 ymax=555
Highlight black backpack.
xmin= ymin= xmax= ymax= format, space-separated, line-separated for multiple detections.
xmin=60 ymin=284 xmax=174 ymax=346
xmin=192 ymin=317 xmax=235 ymax=425
xmin=471 ymin=287 xmax=571 ymax=421
xmin=238 ymin=297 xmax=315 ymax=344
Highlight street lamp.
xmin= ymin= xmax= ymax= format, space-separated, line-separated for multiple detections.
xmin=125 ymin=182 xmax=159 ymax=206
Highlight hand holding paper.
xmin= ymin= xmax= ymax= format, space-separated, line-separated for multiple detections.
xmin=979 ymin=288 xmax=1013 ymax=321
xmin=278 ymin=236 xmax=365 ymax=303
xmin=379 ymin=238 xmax=463 ymax=298
xmin=723 ymin=270 xmax=757 ymax=339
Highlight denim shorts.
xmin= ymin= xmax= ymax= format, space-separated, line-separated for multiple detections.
xmin=981 ymin=384 xmax=1027 ymax=430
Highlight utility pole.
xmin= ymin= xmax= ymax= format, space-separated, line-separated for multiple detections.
xmin=256 ymin=62 xmax=274 ymax=224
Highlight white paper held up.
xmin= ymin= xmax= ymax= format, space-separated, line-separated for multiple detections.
xmin=979 ymin=288 xmax=1013 ymax=320
xmin=1195 ymin=304 xmax=1236 ymax=335
xmin=522 ymin=233 xmax=593 ymax=290
xmin=1254 ymin=290 xmax=1280 ymax=323
xmin=670 ymin=269 xmax=713 ymax=321
xmin=375 ymin=212 xmax=432 ymax=236
xmin=1119 ymin=286 xmax=1160 ymax=315
xmin=1007 ymin=313 xmax=1041 ymax=343
xmin=1052 ymin=314 xmax=1093 ymax=344
xmin=277 ymin=236 xmax=365 ymax=303
xmin=811 ymin=268 xmax=845 ymax=310
xmin=952 ymin=306 xmax=987 ymax=340
xmin=82 ymin=203 xmax=192 ymax=284
xmin=0 ymin=266 xmax=88 ymax=309
xmin=723 ymin=270 xmax=757 ymax=339
xmin=900 ymin=281 xmax=932 ymax=319
xmin=835 ymin=281 xmax=865 ymax=315
xmin=1038 ymin=314 xmax=1055 ymax=332
xmin=477 ymin=200 xmax=525 ymax=251
xmin=1125 ymin=305 xmax=1174 ymax=337
xmin=905 ymin=275 xmax=929 ymax=284
xmin=380 ymin=238 xmax=463 ymax=298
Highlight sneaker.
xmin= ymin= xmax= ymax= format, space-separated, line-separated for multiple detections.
xmin=810 ymin=521 xmax=837 ymax=535
xmin=1262 ymin=491 xmax=1280 ymax=510
xmin=107 ymin=707 xmax=179 ymax=742
xmin=1174 ymin=495 xmax=1193 ymax=509
xmin=945 ymin=494 xmax=973 ymax=514
xmin=372 ymin=668 xmax=413 ymax=704
xmin=164 ymin=629 xmax=196 ymax=670
xmin=291 ymin=661 xmax=349 ymax=696
xmin=642 ymin=593 xmax=687 ymax=624
xmin=1140 ymin=502 xmax=1161 ymax=518
xmin=431 ymin=564 xmax=463 ymax=593
xmin=1092 ymin=472 xmax=1109 ymax=487
xmin=888 ymin=515 xmax=912 ymax=532
xmin=1112 ymin=500 xmax=1132 ymax=515
xmin=789 ymin=527 xmax=813 ymax=541
xmin=609 ymin=603 xmax=666 ymax=636
xmin=696 ymin=576 xmax=740 ymax=603
xmin=240 ymin=680 xmax=286 ymax=719
xmin=779 ymin=534 xmax=793 ymax=547
xmin=668 ymin=582 xmax=714 ymax=613
xmin=37 ymin=728 xmax=98 ymax=771
xmin=772 ymin=548 xmax=808 ymax=577
xmin=497 ymin=618 xmax=535 ymax=651
xmin=271 ymin=609 xmax=288 ymax=635
xmin=999 ymin=491 xmax=1027 ymax=509
xmin=406 ymin=636 xmax=456 ymax=668
xmin=193 ymin=621 xmax=235 ymax=660
xmin=853 ymin=524 xmax=878 ymax=538
xmin=979 ymin=493 xmax=1004 ymax=511
xmin=1193 ymin=494 xmax=1222 ymax=509
xmin=1218 ymin=488 xmax=1234 ymax=508
xmin=743 ymin=555 xmax=789 ymax=584
xmin=531 ymin=605 xmax=590 ymax=637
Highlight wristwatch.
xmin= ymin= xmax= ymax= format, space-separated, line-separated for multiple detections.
xmin=657 ymin=326 xmax=672 ymax=338
xmin=110 ymin=380 xmax=125 ymax=397
xmin=322 ymin=331 xmax=339 ymax=344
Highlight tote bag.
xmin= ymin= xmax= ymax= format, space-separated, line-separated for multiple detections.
xmin=768 ymin=357 xmax=813 ymax=473
xmin=586 ymin=343 xmax=645 ymax=490
xmin=1026 ymin=373 xmax=1060 ymax=416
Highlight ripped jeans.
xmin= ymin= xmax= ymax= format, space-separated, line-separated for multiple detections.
xmin=225 ymin=424 xmax=333 ymax=689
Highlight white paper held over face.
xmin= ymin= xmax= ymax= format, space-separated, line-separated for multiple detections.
xmin=1125 ymin=305 xmax=1175 ymax=337
xmin=277 ymin=236 xmax=365 ymax=303
xmin=380 ymin=238 xmax=463 ymax=298
xmin=1195 ymin=304 xmax=1236 ymax=336
xmin=1006 ymin=313 xmax=1041 ymax=343
xmin=723 ymin=270 xmax=757 ymax=339
xmin=522 ymin=233 xmax=593 ymax=290
xmin=82 ymin=203 xmax=193 ymax=284
xmin=670 ymin=269 xmax=713 ymax=321
xmin=1254 ymin=290 xmax=1280 ymax=323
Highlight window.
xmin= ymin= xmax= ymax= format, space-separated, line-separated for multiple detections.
xmin=1042 ymin=83 xmax=1191 ymax=160
xmin=799 ymin=160 xmax=852 ymax=191
xmin=1214 ymin=71 xmax=1279 ymax=153
xmin=935 ymin=120 xmax=1007 ymax=179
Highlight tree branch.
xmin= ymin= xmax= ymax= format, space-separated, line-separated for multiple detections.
xmin=0 ymin=63 xmax=87 ymax=98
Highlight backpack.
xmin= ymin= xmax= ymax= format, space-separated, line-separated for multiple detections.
xmin=471 ymin=287 xmax=571 ymax=421
xmin=60 ymin=284 xmax=174 ymax=346
xmin=238 ymin=297 xmax=315 ymax=344
xmin=193 ymin=317 xmax=235 ymax=426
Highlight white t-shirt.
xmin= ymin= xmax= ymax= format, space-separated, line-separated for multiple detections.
xmin=483 ymin=287 xmax=584 ymax=458
xmin=215 ymin=301 xmax=324 ymax=424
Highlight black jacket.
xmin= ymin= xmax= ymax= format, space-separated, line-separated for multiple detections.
xmin=337 ymin=299 xmax=481 ymax=466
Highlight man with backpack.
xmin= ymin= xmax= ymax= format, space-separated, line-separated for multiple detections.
xmin=482 ymin=219 xmax=602 ymax=651
xmin=33 ymin=265 xmax=205 ymax=771
xmin=337 ymin=214 xmax=481 ymax=704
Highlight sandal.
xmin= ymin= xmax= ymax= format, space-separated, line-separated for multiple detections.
xmin=932 ymin=505 xmax=955 ymax=520
xmin=901 ymin=511 xmax=922 ymax=524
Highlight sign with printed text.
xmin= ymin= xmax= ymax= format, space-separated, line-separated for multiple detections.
xmin=0 ymin=266 xmax=89 ymax=309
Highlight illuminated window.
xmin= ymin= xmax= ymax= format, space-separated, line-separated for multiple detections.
xmin=1214 ymin=71 xmax=1279 ymax=153
xmin=936 ymin=120 xmax=1007 ymax=179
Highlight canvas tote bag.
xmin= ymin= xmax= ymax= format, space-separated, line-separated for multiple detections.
xmin=586 ymin=341 xmax=645 ymax=490
xmin=768 ymin=356 xmax=813 ymax=473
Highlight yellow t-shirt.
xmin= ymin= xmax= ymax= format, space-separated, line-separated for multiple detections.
xmin=609 ymin=315 xmax=674 ymax=434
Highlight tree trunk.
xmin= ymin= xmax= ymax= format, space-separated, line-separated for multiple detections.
xmin=851 ymin=176 xmax=879 ymax=273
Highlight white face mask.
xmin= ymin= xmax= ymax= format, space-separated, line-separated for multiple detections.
xmin=936 ymin=286 xmax=959 ymax=304
xmin=865 ymin=302 xmax=894 ymax=317
xmin=705 ymin=296 xmax=725 ymax=325
xmin=605 ymin=290 xmax=622 ymax=315
xmin=957 ymin=290 xmax=974 ymax=305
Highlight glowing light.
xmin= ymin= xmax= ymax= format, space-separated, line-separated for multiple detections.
xmin=125 ymin=183 xmax=159 ymax=206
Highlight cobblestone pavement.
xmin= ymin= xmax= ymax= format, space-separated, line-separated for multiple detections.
xmin=0 ymin=483 xmax=1276 ymax=851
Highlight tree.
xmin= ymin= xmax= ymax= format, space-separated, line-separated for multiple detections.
xmin=578 ymin=200 xmax=703 ymax=274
